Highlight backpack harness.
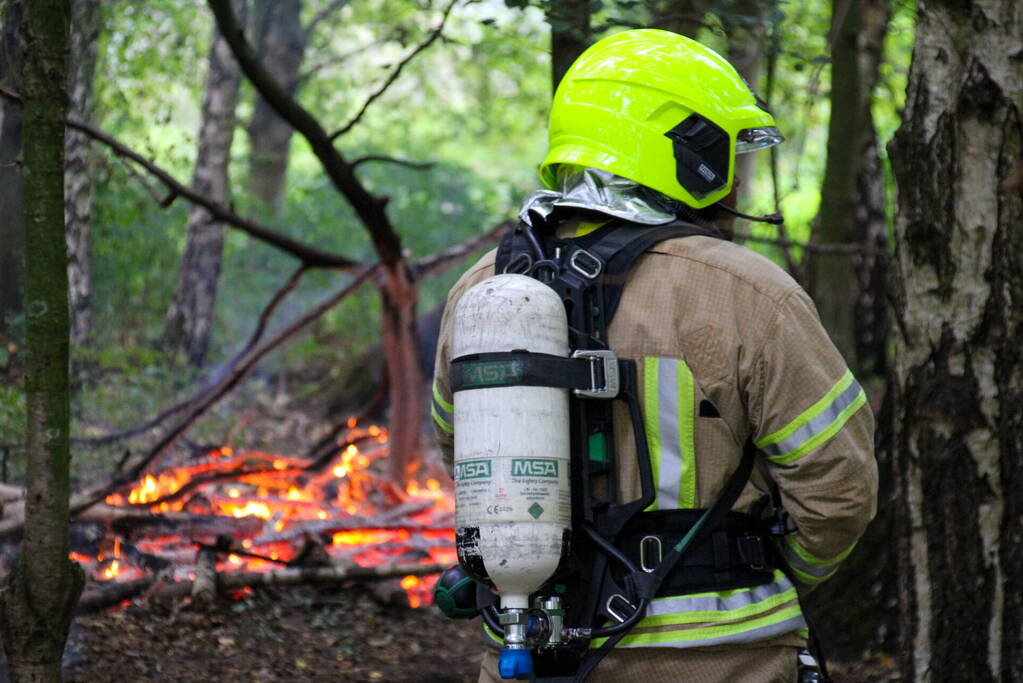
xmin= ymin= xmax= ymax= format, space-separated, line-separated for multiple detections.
xmin=450 ymin=213 xmax=786 ymax=681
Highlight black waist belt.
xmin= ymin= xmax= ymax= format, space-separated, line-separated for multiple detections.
xmin=614 ymin=509 xmax=779 ymax=596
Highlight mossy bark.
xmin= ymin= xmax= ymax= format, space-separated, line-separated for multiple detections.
xmin=0 ymin=0 xmax=85 ymax=680
xmin=888 ymin=0 xmax=1023 ymax=679
xmin=0 ymin=0 xmax=26 ymax=335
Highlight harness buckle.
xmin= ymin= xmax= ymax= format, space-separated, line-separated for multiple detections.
xmin=606 ymin=594 xmax=637 ymax=623
xmin=639 ymin=535 xmax=662 ymax=573
xmin=737 ymin=534 xmax=768 ymax=571
xmin=503 ymin=253 xmax=533 ymax=275
xmin=571 ymin=350 xmax=620 ymax=399
xmin=569 ymin=248 xmax=603 ymax=279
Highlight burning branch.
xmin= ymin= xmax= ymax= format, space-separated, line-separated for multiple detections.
xmin=149 ymin=560 xmax=448 ymax=602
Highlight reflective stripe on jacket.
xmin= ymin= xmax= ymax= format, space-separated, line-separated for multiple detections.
xmin=432 ymin=222 xmax=877 ymax=651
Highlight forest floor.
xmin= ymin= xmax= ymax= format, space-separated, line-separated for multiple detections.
xmin=64 ymin=585 xmax=482 ymax=682
xmin=58 ymin=583 xmax=897 ymax=682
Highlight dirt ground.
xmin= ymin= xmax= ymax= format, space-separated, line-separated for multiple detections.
xmin=33 ymin=584 xmax=894 ymax=682
xmin=65 ymin=585 xmax=482 ymax=683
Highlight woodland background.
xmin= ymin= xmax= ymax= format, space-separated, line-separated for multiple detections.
xmin=0 ymin=0 xmax=1020 ymax=681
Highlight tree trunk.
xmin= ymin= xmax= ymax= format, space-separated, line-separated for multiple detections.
xmin=380 ymin=264 xmax=424 ymax=483
xmin=647 ymin=0 xmax=708 ymax=39
xmin=888 ymin=0 xmax=1023 ymax=679
xmin=811 ymin=0 xmax=890 ymax=372
xmin=548 ymin=0 xmax=590 ymax=93
xmin=247 ymin=0 xmax=306 ymax=209
xmin=0 ymin=0 xmax=25 ymax=337
xmin=0 ymin=0 xmax=85 ymax=679
xmin=64 ymin=0 xmax=100 ymax=347
xmin=164 ymin=0 xmax=246 ymax=366
xmin=810 ymin=0 xmax=867 ymax=364
xmin=724 ymin=0 xmax=766 ymax=199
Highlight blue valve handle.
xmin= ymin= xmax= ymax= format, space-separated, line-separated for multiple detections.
xmin=498 ymin=648 xmax=533 ymax=680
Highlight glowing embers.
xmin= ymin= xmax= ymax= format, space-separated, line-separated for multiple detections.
xmin=75 ymin=422 xmax=455 ymax=607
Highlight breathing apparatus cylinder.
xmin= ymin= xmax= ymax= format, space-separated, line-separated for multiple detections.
xmin=452 ymin=274 xmax=572 ymax=679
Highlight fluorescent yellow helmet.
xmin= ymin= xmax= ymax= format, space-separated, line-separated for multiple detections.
xmin=540 ymin=29 xmax=783 ymax=209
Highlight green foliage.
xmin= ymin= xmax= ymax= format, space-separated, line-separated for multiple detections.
xmin=75 ymin=0 xmax=917 ymax=470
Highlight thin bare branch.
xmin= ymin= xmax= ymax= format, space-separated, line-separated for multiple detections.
xmin=208 ymin=0 xmax=404 ymax=265
xmin=411 ymin=221 xmax=511 ymax=280
xmin=351 ymin=155 xmax=436 ymax=171
xmin=328 ymin=0 xmax=459 ymax=140
xmin=72 ymin=267 xmax=309 ymax=447
xmin=44 ymin=266 xmax=379 ymax=528
xmin=67 ymin=116 xmax=362 ymax=270
xmin=303 ymin=0 xmax=353 ymax=36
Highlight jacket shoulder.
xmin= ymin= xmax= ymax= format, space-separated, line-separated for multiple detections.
xmin=651 ymin=235 xmax=802 ymax=304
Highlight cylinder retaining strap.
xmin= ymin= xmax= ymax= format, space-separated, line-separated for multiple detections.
xmin=450 ymin=350 xmax=620 ymax=399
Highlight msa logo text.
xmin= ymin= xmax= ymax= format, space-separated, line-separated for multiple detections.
xmin=461 ymin=361 xmax=523 ymax=388
xmin=455 ymin=460 xmax=491 ymax=481
xmin=511 ymin=459 xmax=558 ymax=478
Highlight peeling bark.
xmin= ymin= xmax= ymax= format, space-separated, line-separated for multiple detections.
xmin=65 ymin=0 xmax=100 ymax=347
xmin=164 ymin=0 xmax=247 ymax=366
xmin=0 ymin=0 xmax=86 ymax=679
xmin=889 ymin=0 xmax=1023 ymax=679
xmin=247 ymin=0 xmax=306 ymax=209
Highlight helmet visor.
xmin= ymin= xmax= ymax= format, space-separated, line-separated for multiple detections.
xmin=735 ymin=126 xmax=784 ymax=154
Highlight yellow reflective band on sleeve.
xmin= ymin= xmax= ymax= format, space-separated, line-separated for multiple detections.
xmin=756 ymin=370 xmax=867 ymax=465
xmin=431 ymin=380 xmax=455 ymax=435
xmin=433 ymin=381 xmax=454 ymax=414
xmin=642 ymin=359 xmax=662 ymax=512
xmin=431 ymin=403 xmax=454 ymax=435
xmin=782 ymin=536 xmax=855 ymax=585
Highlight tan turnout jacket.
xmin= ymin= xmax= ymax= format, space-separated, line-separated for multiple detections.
xmin=431 ymin=220 xmax=877 ymax=658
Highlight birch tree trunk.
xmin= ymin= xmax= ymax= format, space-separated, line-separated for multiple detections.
xmin=164 ymin=0 xmax=246 ymax=366
xmin=247 ymin=0 xmax=306 ymax=209
xmin=65 ymin=0 xmax=100 ymax=347
xmin=0 ymin=0 xmax=85 ymax=679
xmin=889 ymin=0 xmax=1023 ymax=679
xmin=0 ymin=0 xmax=25 ymax=336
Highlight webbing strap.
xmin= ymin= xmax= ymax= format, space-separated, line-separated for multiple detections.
xmin=568 ymin=439 xmax=758 ymax=683
xmin=450 ymin=352 xmax=595 ymax=393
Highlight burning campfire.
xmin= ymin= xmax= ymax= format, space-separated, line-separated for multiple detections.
xmin=69 ymin=421 xmax=456 ymax=611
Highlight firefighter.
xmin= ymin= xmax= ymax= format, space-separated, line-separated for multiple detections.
xmin=431 ymin=29 xmax=877 ymax=682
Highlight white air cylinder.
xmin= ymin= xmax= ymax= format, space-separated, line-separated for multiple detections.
xmin=452 ymin=274 xmax=571 ymax=610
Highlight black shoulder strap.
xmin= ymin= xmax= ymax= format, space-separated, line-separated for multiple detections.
xmin=585 ymin=221 xmax=721 ymax=325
